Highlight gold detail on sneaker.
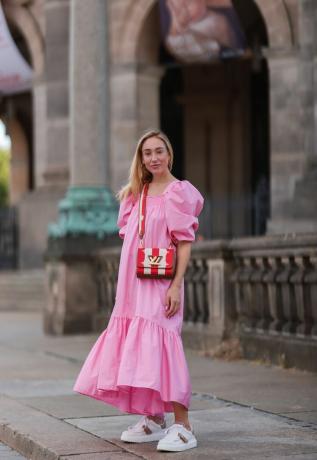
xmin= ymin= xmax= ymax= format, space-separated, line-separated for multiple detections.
xmin=143 ymin=425 xmax=152 ymax=435
xmin=178 ymin=433 xmax=188 ymax=443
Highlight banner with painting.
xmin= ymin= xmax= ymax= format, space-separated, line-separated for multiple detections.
xmin=0 ymin=3 xmax=32 ymax=95
xmin=159 ymin=0 xmax=247 ymax=62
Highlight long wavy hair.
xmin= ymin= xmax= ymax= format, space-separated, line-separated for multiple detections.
xmin=116 ymin=129 xmax=174 ymax=202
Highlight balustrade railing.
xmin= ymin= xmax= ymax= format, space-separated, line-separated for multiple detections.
xmin=0 ymin=206 xmax=18 ymax=270
xmin=94 ymin=234 xmax=317 ymax=370
xmin=95 ymin=246 xmax=211 ymax=327
xmin=230 ymin=236 xmax=317 ymax=342
xmin=95 ymin=246 xmax=121 ymax=324
xmin=184 ymin=257 xmax=209 ymax=324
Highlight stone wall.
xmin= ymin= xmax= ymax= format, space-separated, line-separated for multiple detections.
xmin=44 ymin=0 xmax=70 ymax=188
xmin=4 ymin=0 xmax=317 ymax=269
xmin=267 ymin=0 xmax=317 ymax=232
xmin=29 ymin=0 xmax=71 ymax=268
xmin=107 ymin=0 xmax=317 ymax=234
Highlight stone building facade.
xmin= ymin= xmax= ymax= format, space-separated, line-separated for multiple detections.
xmin=1 ymin=0 xmax=317 ymax=268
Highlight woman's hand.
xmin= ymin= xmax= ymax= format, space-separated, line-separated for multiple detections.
xmin=164 ymin=241 xmax=192 ymax=318
xmin=165 ymin=284 xmax=181 ymax=318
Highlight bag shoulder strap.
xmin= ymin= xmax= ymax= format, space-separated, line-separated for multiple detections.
xmin=138 ymin=182 xmax=148 ymax=239
xmin=138 ymin=181 xmax=174 ymax=249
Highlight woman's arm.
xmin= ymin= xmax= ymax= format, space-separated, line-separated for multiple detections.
xmin=165 ymin=241 xmax=192 ymax=318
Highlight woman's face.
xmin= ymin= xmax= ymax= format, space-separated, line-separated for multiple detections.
xmin=141 ymin=136 xmax=170 ymax=176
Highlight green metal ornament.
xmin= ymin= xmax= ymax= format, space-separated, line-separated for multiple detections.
xmin=48 ymin=186 xmax=119 ymax=239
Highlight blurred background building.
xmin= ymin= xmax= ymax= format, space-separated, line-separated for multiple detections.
xmin=1 ymin=0 xmax=316 ymax=269
xmin=0 ymin=0 xmax=316 ymax=369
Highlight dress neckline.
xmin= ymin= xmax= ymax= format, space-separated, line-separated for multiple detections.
xmin=147 ymin=179 xmax=181 ymax=197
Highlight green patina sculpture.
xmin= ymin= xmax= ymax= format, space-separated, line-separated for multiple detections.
xmin=48 ymin=186 xmax=119 ymax=239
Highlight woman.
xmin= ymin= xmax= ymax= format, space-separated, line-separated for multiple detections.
xmin=73 ymin=130 xmax=204 ymax=452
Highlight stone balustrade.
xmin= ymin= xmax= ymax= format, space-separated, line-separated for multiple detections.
xmin=94 ymin=234 xmax=317 ymax=371
xmin=230 ymin=234 xmax=317 ymax=371
xmin=95 ymin=240 xmax=236 ymax=350
xmin=94 ymin=245 xmax=121 ymax=331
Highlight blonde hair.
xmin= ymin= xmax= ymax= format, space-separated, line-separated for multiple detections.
xmin=116 ymin=129 xmax=174 ymax=202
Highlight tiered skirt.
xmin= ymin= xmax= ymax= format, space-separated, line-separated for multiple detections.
xmin=73 ymin=315 xmax=192 ymax=415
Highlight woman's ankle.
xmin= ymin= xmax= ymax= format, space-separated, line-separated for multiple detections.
xmin=148 ymin=414 xmax=165 ymax=425
xmin=175 ymin=419 xmax=191 ymax=431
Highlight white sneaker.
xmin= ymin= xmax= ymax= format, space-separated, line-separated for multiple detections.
xmin=156 ymin=423 xmax=197 ymax=452
xmin=120 ymin=415 xmax=167 ymax=443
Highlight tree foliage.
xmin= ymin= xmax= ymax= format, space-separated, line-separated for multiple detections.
xmin=0 ymin=147 xmax=10 ymax=206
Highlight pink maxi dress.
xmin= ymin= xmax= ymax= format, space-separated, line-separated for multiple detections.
xmin=73 ymin=179 xmax=204 ymax=415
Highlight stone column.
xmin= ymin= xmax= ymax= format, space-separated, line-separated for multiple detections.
xmin=49 ymin=0 xmax=118 ymax=240
xmin=291 ymin=0 xmax=317 ymax=228
xmin=268 ymin=0 xmax=317 ymax=233
xmin=17 ymin=1 xmax=70 ymax=269
xmin=266 ymin=53 xmax=305 ymax=233
xmin=69 ymin=0 xmax=107 ymax=188
xmin=45 ymin=0 xmax=119 ymax=335
xmin=136 ymin=65 xmax=163 ymax=134
xmin=110 ymin=64 xmax=138 ymax=190
xmin=110 ymin=63 xmax=163 ymax=192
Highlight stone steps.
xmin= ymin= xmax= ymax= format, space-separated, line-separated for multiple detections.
xmin=0 ymin=270 xmax=46 ymax=312
xmin=0 ymin=440 xmax=26 ymax=460
xmin=0 ymin=396 xmax=132 ymax=460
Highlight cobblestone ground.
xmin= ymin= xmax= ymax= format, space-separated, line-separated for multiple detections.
xmin=0 ymin=441 xmax=26 ymax=460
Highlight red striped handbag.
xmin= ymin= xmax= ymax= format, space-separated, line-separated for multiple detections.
xmin=136 ymin=182 xmax=176 ymax=279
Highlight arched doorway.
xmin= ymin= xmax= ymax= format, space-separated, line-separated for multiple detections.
xmin=0 ymin=10 xmax=34 ymax=269
xmin=110 ymin=0 xmax=294 ymax=233
xmin=0 ymin=119 xmax=17 ymax=269
xmin=0 ymin=16 xmax=34 ymax=195
xmin=159 ymin=0 xmax=269 ymax=239
xmin=0 ymin=120 xmax=11 ymax=207
xmin=1 ymin=116 xmax=31 ymax=204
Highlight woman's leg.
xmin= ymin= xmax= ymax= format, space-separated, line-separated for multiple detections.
xmin=173 ymin=402 xmax=191 ymax=430
xmin=148 ymin=413 xmax=166 ymax=426
xmin=146 ymin=404 xmax=192 ymax=430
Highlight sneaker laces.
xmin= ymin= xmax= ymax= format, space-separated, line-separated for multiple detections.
xmin=127 ymin=415 xmax=148 ymax=431
xmin=163 ymin=423 xmax=193 ymax=442
xmin=128 ymin=415 xmax=165 ymax=432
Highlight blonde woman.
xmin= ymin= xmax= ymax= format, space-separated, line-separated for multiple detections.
xmin=73 ymin=130 xmax=204 ymax=452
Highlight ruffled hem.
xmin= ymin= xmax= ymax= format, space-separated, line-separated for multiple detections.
xmin=73 ymin=315 xmax=192 ymax=415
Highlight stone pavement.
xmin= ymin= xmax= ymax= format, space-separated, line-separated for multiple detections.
xmin=0 ymin=441 xmax=26 ymax=460
xmin=0 ymin=312 xmax=317 ymax=460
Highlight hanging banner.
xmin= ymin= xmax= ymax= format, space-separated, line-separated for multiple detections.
xmin=159 ymin=0 xmax=247 ymax=63
xmin=0 ymin=3 xmax=33 ymax=95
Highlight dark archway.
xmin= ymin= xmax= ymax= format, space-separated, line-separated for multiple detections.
xmin=159 ymin=0 xmax=270 ymax=238
xmin=233 ymin=0 xmax=270 ymax=235
xmin=0 ymin=13 xmax=35 ymax=270
xmin=159 ymin=45 xmax=184 ymax=182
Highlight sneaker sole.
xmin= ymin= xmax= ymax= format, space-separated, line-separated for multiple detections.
xmin=157 ymin=438 xmax=197 ymax=451
xmin=121 ymin=431 xmax=166 ymax=443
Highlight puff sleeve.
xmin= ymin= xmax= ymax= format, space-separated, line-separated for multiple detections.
xmin=117 ymin=192 xmax=136 ymax=239
xmin=164 ymin=180 xmax=204 ymax=244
